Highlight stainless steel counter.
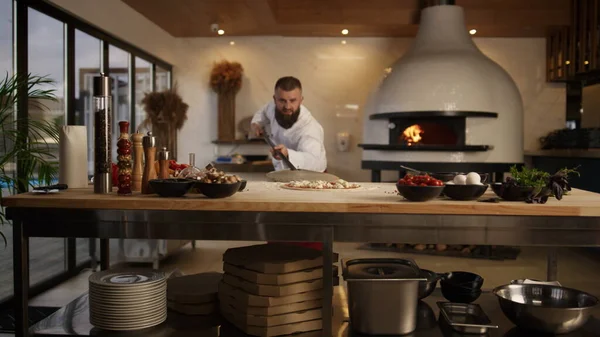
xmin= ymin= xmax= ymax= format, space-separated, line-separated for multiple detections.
xmin=29 ymin=289 xmax=600 ymax=336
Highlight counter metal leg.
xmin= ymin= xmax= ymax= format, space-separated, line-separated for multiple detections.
xmin=547 ymin=248 xmax=558 ymax=281
xmin=100 ymin=239 xmax=110 ymax=270
xmin=13 ymin=220 xmax=29 ymax=337
xmin=322 ymin=226 xmax=334 ymax=337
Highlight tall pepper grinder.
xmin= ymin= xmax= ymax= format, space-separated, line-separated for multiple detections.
xmin=141 ymin=131 xmax=157 ymax=194
xmin=116 ymin=121 xmax=132 ymax=195
xmin=158 ymin=147 xmax=170 ymax=179
xmin=131 ymin=131 xmax=144 ymax=192
xmin=93 ymin=73 xmax=113 ymax=194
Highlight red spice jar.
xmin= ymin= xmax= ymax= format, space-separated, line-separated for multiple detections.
xmin=116 ymin=121 xmax=133 ymax=195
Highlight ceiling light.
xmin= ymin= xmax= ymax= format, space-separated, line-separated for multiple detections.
xmin=341 ymin=40 xmax=347 ymax=45
xmin=469 ymin=29 xmax=477 ymax=35
xmin=229 ymin=41 xmax=235 ymax=45
xmin=566 ymin=60 xmax=571 ymax=65
xmin=217 ymin=29 xmax=225 ymax=35
xmin=585 ymin=60 xmax=590 ymax=65
xmin=341 ymin=29 xmax=349 ymax=35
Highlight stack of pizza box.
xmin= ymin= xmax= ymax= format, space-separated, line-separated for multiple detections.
xmin=167 ymin=272 xmax=223 ymax=316
xmin=218 ymin=243 xmax=338 ymax=336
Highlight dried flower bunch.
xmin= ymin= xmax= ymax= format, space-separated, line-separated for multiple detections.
xmin=210 ymin=60 xmax=244 ymax=95
xmin=141 ymin=85 xmax=189 ymax=130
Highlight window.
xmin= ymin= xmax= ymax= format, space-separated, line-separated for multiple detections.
xmin=135 ymin=57 xmax=151 ymax=132
xmin=156 ymin=65 xmax=170 ymax=91
xmin=75 ymin=29 xmax=101 ymax=178
xmin=28 ymin=8 xmax=67 ymax=286
xmin=108 ymin=45 xmax=130 ymax=163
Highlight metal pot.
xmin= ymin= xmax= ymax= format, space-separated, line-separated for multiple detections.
xmin=342 ymin=258 xmax=426 ymax=335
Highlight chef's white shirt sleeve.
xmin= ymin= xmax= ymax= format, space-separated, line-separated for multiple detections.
xmin=251 ymin=102 xmax=271 ymax=127
xmin=286 ymin=128 xmax=327 ymax=172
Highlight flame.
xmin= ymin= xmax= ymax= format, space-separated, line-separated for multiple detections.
xmin=402 ymin=124 xmax=424 ymax=145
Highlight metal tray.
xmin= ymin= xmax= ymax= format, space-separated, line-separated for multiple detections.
xmin=437 ymin=302 xmax=498 ymax=334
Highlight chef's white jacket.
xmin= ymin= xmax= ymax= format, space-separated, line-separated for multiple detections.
xmin=251 ymin=101 xmax=327 ymax=172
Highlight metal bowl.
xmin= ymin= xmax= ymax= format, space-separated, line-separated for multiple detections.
xmin=493 ymin=284 xmax=599 ymax=334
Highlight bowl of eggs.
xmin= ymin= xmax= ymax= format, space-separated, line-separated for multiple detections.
xmin=443 ymin=172 xmax=489 ymax=201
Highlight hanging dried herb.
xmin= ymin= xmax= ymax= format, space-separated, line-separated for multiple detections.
xmin=209 ymin=60 xmax=244 ymax=95
xmin=140 ymin=85 xmax=188 ymax=131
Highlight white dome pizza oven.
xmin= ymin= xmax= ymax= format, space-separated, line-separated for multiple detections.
xmin=360 ymin=3 xmax=524 ymax=182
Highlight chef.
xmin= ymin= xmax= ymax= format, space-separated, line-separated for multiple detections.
xmin=250 ymin=76 xmax=327 ymax=172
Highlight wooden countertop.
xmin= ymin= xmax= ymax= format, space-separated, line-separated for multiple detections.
xmin=2 ymin=182 xmax=600 ymax=216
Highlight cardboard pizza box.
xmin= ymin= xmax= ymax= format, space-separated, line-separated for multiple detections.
xmin=223 ymin=243 xmax=338 ymax=274
xmin=167 ymin=272 xmax=222 ymax=304
xmin=220 ymin=301 xmax=322 ymax=327
xmin=220 ymin=305 xmax=322 ymax=337
xmin=223 ymin=273 xmax=322 ymax=297
xmin=223 ymin=263 xmax=339 ymax=285
xmin=218 ymin=281 xmax=323 ymax=307
xmin=219 ymin=292 xmax=322 ymax=316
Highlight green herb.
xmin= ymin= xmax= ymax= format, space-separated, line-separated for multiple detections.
xmin=508 ymin=165 xmax=550 ymax=188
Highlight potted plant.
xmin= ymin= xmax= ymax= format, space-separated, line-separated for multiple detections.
xmin=0 ymin=72 xmax=60 ymax=244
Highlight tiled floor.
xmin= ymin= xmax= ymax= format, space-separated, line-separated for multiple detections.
xmin=28 ymin=241 xmax=600 ymax=310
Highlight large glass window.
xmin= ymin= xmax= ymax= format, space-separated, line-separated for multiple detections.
xmin=156 ymin=65 xmax=170 ymax=91
xmin=28 ymin=8 xmax=67 ymax=286
xmin=135 ymin=57 xmax=151 ymax=132
xmin=0 ymin=0 xmax=13 ymax=302
xmin=108 ymin=45 xmax=130 ymax=163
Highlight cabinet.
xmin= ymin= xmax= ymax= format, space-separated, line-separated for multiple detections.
xmin=547 ymin=0 xmax=600 ymax=82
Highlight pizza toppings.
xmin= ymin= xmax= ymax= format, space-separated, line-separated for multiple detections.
xmin=284 ymin=179 xmax=360 ymax=190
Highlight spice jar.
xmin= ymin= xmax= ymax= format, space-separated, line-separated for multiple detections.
xmin=93 ymin=73 xmax=113 ymax=194
xmin=116 ymin=121 xmax=133 ymax=195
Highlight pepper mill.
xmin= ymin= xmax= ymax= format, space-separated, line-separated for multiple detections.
xmin=116 ymin=121 xmax=133 ymax=195
xmin=92 ymin=73 xmax=113 ymax=194
xmin=141 ymin=131 xmax=157 ymax=194
xmin=158 ymin=147 xmax=170 ymax=179
xmin=131 ymin=131 xmax=144 ymax=192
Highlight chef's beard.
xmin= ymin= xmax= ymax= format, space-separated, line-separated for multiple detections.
xmin=275 ymin=107 xmax=301 ymax=129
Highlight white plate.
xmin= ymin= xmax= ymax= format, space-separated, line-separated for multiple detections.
xmin=89 ymin=270 xmax=166 ymax=288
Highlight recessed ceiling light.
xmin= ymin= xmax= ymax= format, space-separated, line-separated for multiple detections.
xmin=566 ymin=60 xmax=571 ymax=65
xmin=341 ymin=40 xmax=347 ymax=45
xmin=341 ymin=29 xmax=349 ymax=35
xmin=469 ymin=29 xmax=477 ymax=35
xmin=585 ymin=60 xmax=590 ymax=65
xmin=229 ymin=41 xmax=235 ymax=45
xmin=217 ymin=29 xmax=225 ymax=35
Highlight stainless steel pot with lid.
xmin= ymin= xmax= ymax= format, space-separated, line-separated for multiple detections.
xmin=342 ymin=258 xmax=426 ymax=335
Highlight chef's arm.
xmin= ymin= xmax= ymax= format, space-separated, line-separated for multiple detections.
xmin=286 ymin=135 xmax=327 ymax=172
xmin=250 ymin=103 xmax=270 ymax=128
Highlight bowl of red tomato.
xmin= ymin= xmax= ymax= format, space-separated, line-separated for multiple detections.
xmin=396 ymin=175 xmax=445 ymax=202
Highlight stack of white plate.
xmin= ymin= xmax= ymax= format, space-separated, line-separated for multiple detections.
xmin=89 ymin=270 xmax=167 ymax=331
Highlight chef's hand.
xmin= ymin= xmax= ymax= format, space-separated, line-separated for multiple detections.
xmin=250 ymin=123 xmax=264 ymax=138
xmin=271 ymin=144 xmax=289 ymax=160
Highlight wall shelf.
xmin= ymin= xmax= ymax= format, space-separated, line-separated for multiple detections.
xmin=369 ymin=111 xmax=498 ymax=120
xmin=358 ymin=144 xmax=493 ymax=152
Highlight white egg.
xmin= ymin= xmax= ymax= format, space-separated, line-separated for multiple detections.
xmin=445 ymin=181 xmax=455 ymax=185
xmin=453 ymin=174 xmax=467 ymax=185
xmin=466 ymin=172 xmax=481 ymax=185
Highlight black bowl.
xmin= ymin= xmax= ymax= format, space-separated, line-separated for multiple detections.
xmin=442 ymin=271 xmax=484 ymax=289
xmin=149 ymin=178 xmax=195 ymax=197
xmin=238 ymin=180 xmax=247 ymax=192
xmin=491 ymin=183 xmax=536 ymax=201
xmin=196 ymin=181 xmax=242 ymax=199
xmin=441 ymin=285 xmax=482 ymax=303
xmin=396 ymin=184 xmax=445 ymax=202
xmin=418 ymin=269 xmax=441 ymax=299
xmin=444 ymin=184 xmax=489 ymax=201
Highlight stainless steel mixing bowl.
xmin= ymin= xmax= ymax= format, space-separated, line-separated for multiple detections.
xmin=493 ymin=284 xmax=599 ymax=334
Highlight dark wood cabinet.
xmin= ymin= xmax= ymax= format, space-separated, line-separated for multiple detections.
xmin=547 ymin=0 xmax=600 ymax=82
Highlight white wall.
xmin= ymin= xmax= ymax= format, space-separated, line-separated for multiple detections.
xmin=49 ymin=1 xmax=567 ymax=182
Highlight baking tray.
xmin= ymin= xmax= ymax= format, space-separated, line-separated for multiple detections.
xmin=437 ymin=302 xmax=498 ymax=334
